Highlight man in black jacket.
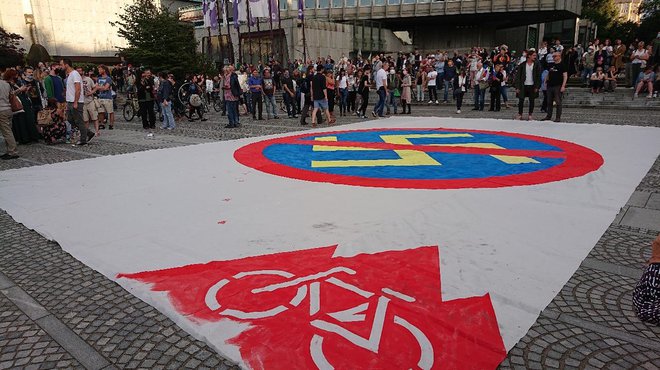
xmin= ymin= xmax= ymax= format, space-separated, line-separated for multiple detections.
xmin=514 ymin=50 xmax=542 ymax=121
xmin=299 ymin=66 xmax=315 ymax=126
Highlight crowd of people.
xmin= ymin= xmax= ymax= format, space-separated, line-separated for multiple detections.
xmin=1 ymin=34 xmax=659 ymax=160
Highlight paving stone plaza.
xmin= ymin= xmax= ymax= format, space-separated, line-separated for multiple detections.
xmin=0 ymin=103 xmax=659 ymax=369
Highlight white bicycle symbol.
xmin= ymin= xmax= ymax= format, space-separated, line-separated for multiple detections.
xmin=204 ymin=266 xmax=434 ymax=369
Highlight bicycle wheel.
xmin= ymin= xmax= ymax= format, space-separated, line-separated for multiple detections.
xmin=123 ymin=103 xmax=135 ymax=121
xmin=213 ymin=98 xmax=223 ymax=112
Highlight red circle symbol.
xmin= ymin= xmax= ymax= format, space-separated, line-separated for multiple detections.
xmin=234 ymin=128 xmax=604 ymax=189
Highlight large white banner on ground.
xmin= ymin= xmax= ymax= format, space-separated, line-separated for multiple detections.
xmin=0 ymin=117 xmax=658 ymax=369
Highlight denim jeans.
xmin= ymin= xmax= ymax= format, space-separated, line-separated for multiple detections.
xmin=474 ymin=85 xmax=486 ymax=110
xmin=443 ymin=80 xmax=453 ymax=102
xmin=161 ymin=101 xmax=175 ymax=129
xmin=416 ymin=85 xmax=424 ymax=101
xmin=339 ymin=88 xmax=348 ymax=112
xmin=581 ymin=67 xmax=593 ymax=83
xmin=264 ymin=94 xmax=277 ymax=118
xmin=283 ymin=93 xmax=295 ymax=116
xmin=374 ymin=88 xmax=386 ymax=116
xmin=226 ymin=100 xmax=239 ymax=126
xmin=388 ymin=91 xmax=399 ymax=114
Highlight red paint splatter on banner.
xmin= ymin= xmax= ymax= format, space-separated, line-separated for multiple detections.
xmin=222 ymin=198 xmax=231 ymax=202
xmin=217 ymin=220 xmax=227 ymax=224
xmin=118 ymin=246 xmax=506 ymax=369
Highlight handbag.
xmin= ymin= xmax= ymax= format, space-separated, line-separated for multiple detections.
xmin=37 ymin=109 xmax=54 ymax=126
xmin=9 ymin=92 xmax=24 ymax=114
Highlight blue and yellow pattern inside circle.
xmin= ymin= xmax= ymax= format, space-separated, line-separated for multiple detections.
xmin=262 ymin=130 xmax=565 ymax=180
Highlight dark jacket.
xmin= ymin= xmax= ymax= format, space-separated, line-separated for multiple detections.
xmin=229 ymin=73 xmax=241 ymax=98
xmin=159 ymin=79 xmax=173 ymax=102
xmin=514 ymin=61 xmax=542 ymax=97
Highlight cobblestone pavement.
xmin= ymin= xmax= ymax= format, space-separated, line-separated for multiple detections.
xmin=0 ymin=104 xmax=659 ymax=369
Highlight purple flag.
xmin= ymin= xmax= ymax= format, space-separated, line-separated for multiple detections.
xmin=269 ymin=0 xmax=280 ymax=23
xmin=298 ymin=0 xmax=304 ymax=20
xmin=233 ymin=0 xmax=240 ymax=29
xmin=209 ymin=0 xmax=219 ymax=30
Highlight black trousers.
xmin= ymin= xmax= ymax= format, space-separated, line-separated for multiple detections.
xmin=489 ymin=87 xmax=501 ymax=111
xmin=455 ymin=92 xmax=464 ymax=110
xmin=359 ymin=91 xmax=369 ymax=115
xmin=348 ymin=91 xmax=357 ymax=112
xmin=545 ymin=86 xmax=563 ymax=120
xmin=139 ymin=100 xmax=156 ymax=129
xmin=517 ymin=85 xmax=536 ymax=115
xmin=251 ymin=93 xmax=263 ymax=119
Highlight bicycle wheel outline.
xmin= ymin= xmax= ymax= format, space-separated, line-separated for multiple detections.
xmin=123 ymin=103 xmax=135 ymax=121
xmin=204 ymin=270 xmax=307 ymax=320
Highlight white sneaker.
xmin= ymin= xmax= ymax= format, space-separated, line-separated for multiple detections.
xmin=435 ymin=100 xmax=439 ymax=104
xmin=647 ymin=95 xmax=653 ymax=99
xmin=428 ymin=100 xmax=433 ymax=104
xmin=456 ymin=109 xmax=461 ymax=114
xmin=634 ymin=93 xmax=638 ymax=98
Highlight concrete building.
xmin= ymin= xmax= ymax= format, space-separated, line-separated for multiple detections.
xmin=180 ymin=0 xmax=582 ymax=65
xmin=615 ymin=0 xmax=643 ymax=23
xmin=0 ymin=0 xmax=195 ymax=62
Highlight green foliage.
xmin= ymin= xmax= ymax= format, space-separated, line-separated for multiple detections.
xmin=639 ymin=0 xmax=659 ymax=17
xmin=582 ymin=0 xmax=619 ymax=29
xmin=0 ymin=27 xmax=25 ymax=68
xmin=110 ymin=0 xmax=202 ymax=77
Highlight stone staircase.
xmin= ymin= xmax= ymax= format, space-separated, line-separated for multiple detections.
xmin=406 ymin=87 xmax=660 ymax=110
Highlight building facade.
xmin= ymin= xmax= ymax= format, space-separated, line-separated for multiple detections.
xmin=0 ymin=0 xmax=195 ymax=61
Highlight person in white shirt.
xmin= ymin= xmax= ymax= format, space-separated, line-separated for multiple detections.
xmin=372 ymin=62 xmax=389 ymax=117
xmin=61 ymin=58 xmax=94 ymax=145
xmin=472 ymin=62 xmax=488 ymax=111
xmin=426 ymin=67 xmax=438 ymax=104
xmin=631 ymin=41 xmax=649 ymax=85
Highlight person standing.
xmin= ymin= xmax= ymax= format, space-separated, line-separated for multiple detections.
xmin=281 ymin=70 xmax=297 ymax=119
xmin=541 ymin=52 xmax=568 ymax=122
xmin=387 ymin=68 xmax=401 ymax=114
xmin=632 ymin=234 xmax=660 ymax=325
xmin=453 ymin=69 xmax=468 ymax=114
xmin=514 ymin=50 xmax=541 ymax=121
xmin=631 ymin=41 xmax=649 ymax=86
xmin=61 ymin=58 xmax=94 ymax=145
xmin=0 ymin=69 xmax=19 ymax=159
xmin=96 ymin=65 xmax=115 ymax=130
xmin=311 ymin=65 xmax=334 ymax=127
xmin=372 ymin=62 xmax=388 ymax=117
xmin=158 ymin=72 xmax=176 ymax=130
xmin=44 ymin=63 xmax=64 ymax=103
xmin=489 ymin=64 xmax=503 ymax=112
xmin=442 ymin=59 xmax=457 ymax=103
xmin=248 ymin=69 xmax=264 ymax=120
xmin=357 ymin=68 xmax=370 ymax=118
xmin=223 ymin=65 xmax=241 ymax=128
xmin=472 ymin=62 xmax=488 ymax=111
xmin=426 ymin=66 xmax=438 ymax=105
xmin=401 ymin=68 xmax=412 ymax=114
xmin=337 ymin=70 xmax=348 ymax=117
xmin=137 ymin=70 xmax=156 ymax=129
xmin=298 ymin=66 xmax=314 ymax=125
xmin=78 ymin=67 xmax=99 ymax=136
xmin=262 ymin=69 xmax=279 ymax=120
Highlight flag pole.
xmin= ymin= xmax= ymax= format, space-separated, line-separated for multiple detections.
xmin=215 ymin=0 xmax=224 ymax=65
xmin=247 ymin=0 xmax=254 ymax=66
xmin=277 ymin=0 xmax=283 ymax=64
xmin=224 ymin=0 xmax=234 ymax=64
xmin=301 ymin=2 xmax=307 ymax=63
xmin=268 ymin=0 xmax=275 ymax=62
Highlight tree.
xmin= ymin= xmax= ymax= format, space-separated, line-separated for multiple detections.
xmin=110 ymin=0 xmax=204 ymax=77
xmin=582 ymin=0 xmax=619 ymax=29
xmin=0 ymin=27 xmax=25 ymax=68
xmin=638 ymin=0 xmax=660 ymax=42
